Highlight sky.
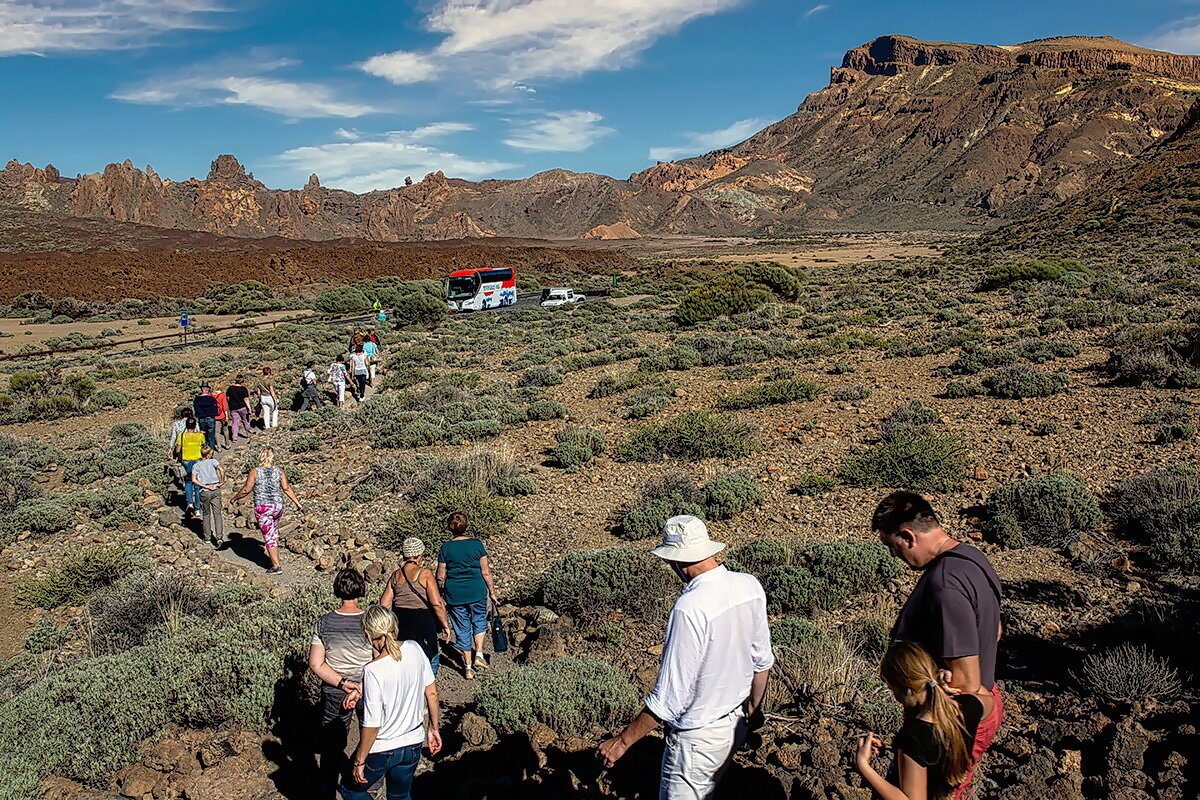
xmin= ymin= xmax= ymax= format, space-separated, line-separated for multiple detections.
xmin=4 ymin=0 xmax=1200 ymax=192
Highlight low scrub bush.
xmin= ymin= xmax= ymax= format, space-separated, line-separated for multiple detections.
xmin=518 ymin=366 xmax=564 ymax=387
xmin=944 ymin=380 xmax=983 ymax=398
xmin=840 ymin=433 xmax=969 ymax=493
xmin=703 ymin=472 xmax=761 ymax=518
xmin=771 ymin=616 xmax=828 ymax=651
xmin=550 ymin=426 xmax=607 ymax=470
xmin=879 ymin=401 xmax=939 ymax=442
xmin=792 ymin=474 xmax=838 ymax=497
xmin=1 ymin=498 xmax=74 ymax=545
xmin=525 ymin=399 xmax=568 ymax=421
xmin=542 ymin=547 xmax=673 ymax=624
xmin=1077 ymin=644 xmax=1182 ymax=705
xmin=615 ymin=411 xmax=755 ymax=462
xmin=16 ymin=545 xmax=147 ymax=609
xmin=90 ymin=572 xmax=216 ymax=654
xmin=378 ymin=487 xmax=516 ymax=553
xmin=1105 ymin=325 xmax=1200 ymax=388
xmin=830 ymin=383 xmax=871 ymax=402
xmin=716 ymin=379 xmax=823 ymax=410
xmin=986 ymin=472 xmax=1102 ymax=549
xmin=619 ymin=472 xmax=758 ymax=540
xmin=588 ymin=371 xmax=658 ymax=399
xmin=982 ymin=257 xmax=1085 ymax=288
xmin=982 ymin=365 xmax=1069 ymax=398
xmin=1112 ymin=465 xmax=1200 ymax=572
xmin=476 ymin=657 xmax=639 ymax=737
xmin=725 ymin=537 xmax=791 ymax=580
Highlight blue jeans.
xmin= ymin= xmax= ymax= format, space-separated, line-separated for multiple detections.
xmin=339 ymin=743 xmax=421 ymax=800
xmin=197 ymin=417 xmax=216 ymax=450
xmin=448 ymin=600 xmax=488 ymax=653
xmin=182 ymin=460 xmax=200 ymax=509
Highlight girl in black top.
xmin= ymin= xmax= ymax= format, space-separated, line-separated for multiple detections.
xmin=855 ymin=641 xmax=983 ymax=800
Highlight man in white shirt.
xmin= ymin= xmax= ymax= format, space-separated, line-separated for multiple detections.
xmin=598 ymin=516 xmax=773 ymax=800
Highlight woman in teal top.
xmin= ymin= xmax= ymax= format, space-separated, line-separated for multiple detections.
xmin=436 ymin=512 xmax=497 ymax=679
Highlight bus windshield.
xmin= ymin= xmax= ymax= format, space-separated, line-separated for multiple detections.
xmin=447 ymin=275 xmax=479 ymax=300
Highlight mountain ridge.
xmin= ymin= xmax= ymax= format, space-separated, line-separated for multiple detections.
xmin=4 ymin=33 xmax=1200 ymax=245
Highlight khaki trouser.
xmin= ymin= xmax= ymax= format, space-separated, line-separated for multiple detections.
xmin=660 ymin=707 xmax=747 ymax=800
xmin=200 ymin=488 xmax=224 ymax=543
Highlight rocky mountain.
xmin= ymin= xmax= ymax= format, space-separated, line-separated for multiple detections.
xmin=3 ymin=34 xmax=1200 ymax=242
xmin=976 ymin=96 xmax=1200 ymax=253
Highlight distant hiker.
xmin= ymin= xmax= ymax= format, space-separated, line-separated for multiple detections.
xmin=341 ymin=605 xmax=441 ymax=800
xmin=873 ymin=491 xmax=1004 ymax=797
xmin=598 ymin=516 xmax=773 ymax=800
xmin=172 ymin=417 xmax=206 ymax=516
xmin=190 ymin=445 xmax=225 ymax=547
xmin=232 ymin=447 xmax=304 ymax=575
xmin=362 ymin=334 xmax=380 ymax=385
xmin=226 ymin=375 xmax=252 ymax=442
xmin=349 ymin=345 xmax=371 ymax=401
xmin=300 ymin=362 xmax=322 ymax=412
xmin=349 ymin=328 xmax=366 ymax=352
xmin=855 ymin=641 xmax=983 ymax=800
xmin=381 ymin=537 xmax=453 ymax=675
xmin=256 ymin=366 xmax=279 ymax=429
xmin=376 ymin=309 xmax=388 ymax=324
xmin=436 ymin=512 xmax=497 ymax=679
xmin=308 ymin=568 xmax=373 ymax=799
xmin=212 ymin=384 xmax=230 ymax=450
xmin=167 ymin=406 xmax=194 ymax=457
xmin=192 ymin=384 xmax=219 ymax=450
xmin=328 ymin=356 xmax=351 ymax=406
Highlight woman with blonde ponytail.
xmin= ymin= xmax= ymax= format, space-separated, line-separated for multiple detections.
xmin=342 ymin=606 xmax=441 ymax=800
xmin=854 ymin=641 xmax=984 ymax=800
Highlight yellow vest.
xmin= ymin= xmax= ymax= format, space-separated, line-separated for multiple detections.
xmin=177 ymin=431 xmax=205 ymax=461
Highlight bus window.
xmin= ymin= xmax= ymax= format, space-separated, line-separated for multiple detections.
xmin=447 ymin=274 xmax=479 ymax=300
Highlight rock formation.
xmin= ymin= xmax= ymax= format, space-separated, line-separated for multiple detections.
xmin=2 ymin=35 xmax=1200 ymax=240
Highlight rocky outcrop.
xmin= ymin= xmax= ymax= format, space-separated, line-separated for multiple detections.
xmin=3 ymin=35 xmax=1200 ymax=240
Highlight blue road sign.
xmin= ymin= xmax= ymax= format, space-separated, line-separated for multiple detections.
xmin=180 ymin=311 xmax=190 ymax=328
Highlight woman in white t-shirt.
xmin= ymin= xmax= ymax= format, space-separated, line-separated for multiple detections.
xmin=341 ymin=605 xmax=441 ymax=800
xmin=349 ymin=345 xmax=371 ymax=403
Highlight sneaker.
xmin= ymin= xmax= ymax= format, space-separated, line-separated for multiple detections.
xmin=209 ymin=536 xmax=221 ymax=548
xmin=266 ymin=566 xmax=283 ymax=574
xmin=474 ymin=655 xmax=490 ymax=670
xmin=464 ymin=667 xmax=475 ymax=680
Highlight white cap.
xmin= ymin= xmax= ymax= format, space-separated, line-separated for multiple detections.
xmin=651 ymin=515 xmax=726 ymax=563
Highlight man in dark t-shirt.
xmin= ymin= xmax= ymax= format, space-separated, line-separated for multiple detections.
xmin=872 ymin=491 xmax=1004 ymax=798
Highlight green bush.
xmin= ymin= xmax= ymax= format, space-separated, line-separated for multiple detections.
xmin=23 ymin=618 xmax=72 ymax=654
xmin=840 ymin=433 xmax=969 ymax=493
xmin=90 ymin=572 xmax=216 ymax=654
xmin=673 ymin=275 xmax=773 ymax=326
xmin=476 ymin=658 xmax=639 ymax=737
xmin=758 ymin=539 xmax=900 ymax=615
xmin=619 ymin=473 xmax=706 ymax=541
xmin=983 ymin=365 xmax=1069 ymax=398
xmin=1 ymin=498 xmax=74 ymax=544
xmin=16 ymin=545 xmax=148 ymax=609
xmin=392 ymin=292 xmax=448 ymax=329
xmin=542 ymin=547 xmax=673 ymax=625
xmin=518 ymin=366 xmax=564 ymax=387
xmin=1112 ymin=465 xmax=1200 ymax=572
xmin=703 ymin=473 xmax=761 ymax=518
xmin=1104 ymin=325 xmax=1200 ymax=388
xmin=983 ymin=257 xmax=1085 ymax=288
xmin=525 ymin=399 xmax=568 ymax=421
xmin=771 ymin=616 xmax=828 ymax=651
xmin=793 ymin=474 xmax=838 ymax=497
xmin=378 ymin=487 xmax=516 ymax=553
xmin=615 ymin=411 xmax=755 ymax=462
xmin=986 ymin=472 xmax=1102 ymax=549
xmin=762 ymin=564 xmax=825 ymax=614
xmin=716 ymin=379 xmax=823 ymax=410
xmin=879 ymin=401 xmax=939 ymax=442
xmin=945 ymin=380 xmax=983 ymax=398
xmin=550 ymin=426 xmax=608 ymax=470
xmin=725 ymin=537 xmax=790 ymax=581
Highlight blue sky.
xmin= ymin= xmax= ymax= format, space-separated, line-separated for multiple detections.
xmin=4 ymin=0 xmax=1200 ymax=192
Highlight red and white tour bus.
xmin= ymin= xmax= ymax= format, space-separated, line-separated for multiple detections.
xmin=445 ymin=267 xmax=517 ymax=312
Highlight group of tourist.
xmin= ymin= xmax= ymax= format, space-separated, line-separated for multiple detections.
xmin=302 ymin=328 xmax=382 ymax=410
xmin=301 ymin=492 xmax=1001 ymax=800
xmin=308 ymin=512 xmax=497 ymax=798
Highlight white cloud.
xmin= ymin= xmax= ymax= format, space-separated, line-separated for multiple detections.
xmin=358 ymin=50 xmax=437 ymax=84
xmin=1141 ymin=16 xmax=1200 ymax=54
xmin=502 ymin=110 xmax=613 ymax=152
xmin=277 ymin=126 xmax=515 ymax=192
xmin=802 ymin=4 xmax=829 ymax=19
xmin=113 ymin=59 xmax=380 ymax=118
xmin=0 ymin=0 xmax=227 ymax=56
xmin=359 ymin=0 xmax=745 ymax=89
xmin=648 ymin=117 xmax=767 ymax=161
xmin=334 ymin=127 xmax=361 ymax=140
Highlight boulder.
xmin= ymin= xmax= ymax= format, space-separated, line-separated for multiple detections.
xmin=460 ymin=712 xmax=499 ymax=748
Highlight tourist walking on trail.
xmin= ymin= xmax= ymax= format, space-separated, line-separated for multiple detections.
xmin=341 ymin=605 xmax=441 ymax=800
xmin=226 ymin=375 xmax=252 ymax=442
xmin=436 ymin=512 xmax=497 ymax=679
xmin=256 ymin=367 xmax=279 ymax=429
xmin=328 ymin=356 xmax=351 ymax=406
xmin=381 ymin=537 xmax=453 ymax=675
xmin=300 ymin=362 xmax=322 ymax=412
xmin=232 ymin=447 xmax=304 ymax=574
xmin=190 ymin=445 xmax=225 ymax=547
xmin=854 ymin=641 xmax=983 ymax=800
xmin=167 ymin=407 xmax=194 ymax=457
xmin=363 ymin=333 xmax=380 ymax=385
xmin=309 ymin=568 xmax=373 ymax=799
xmin=172 ymin=418 xmax=206 ymax=516
xmin=349 ymin=345 xmax=371 ymax=401
xmin=192 ymin=384 xmax=219 ymax=450
xmin=212 ymin=385 xmax=230 ymax=450
xmin=349 ymin=328 xmax=366 ymax=352
xmin=872 ymin=491 xmax=1004 ymax=796
xmin=598 ymin=516 xmax=774 ymax=800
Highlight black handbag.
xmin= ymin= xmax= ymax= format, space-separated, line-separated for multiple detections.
xmin=490 ymin=601 xmax=509 ymax=654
